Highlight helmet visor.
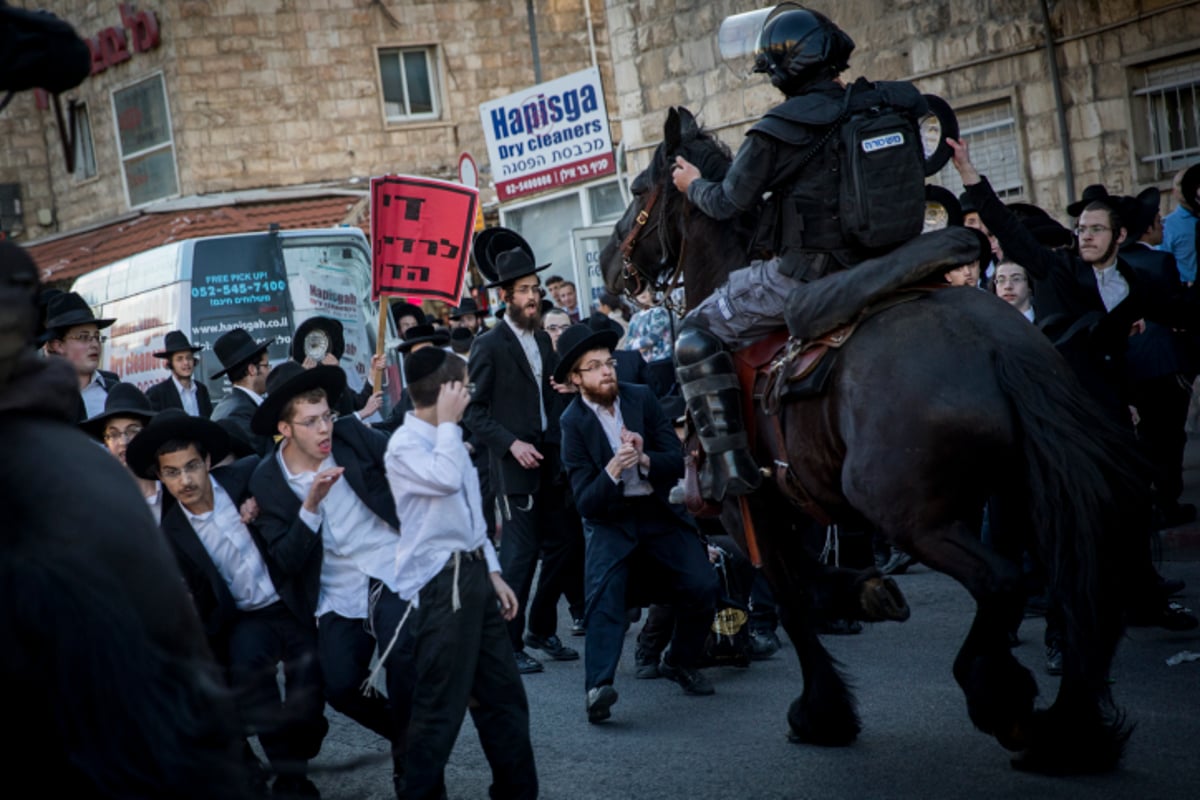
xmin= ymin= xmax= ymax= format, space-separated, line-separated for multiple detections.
xmin=717 ymin=6 xmax=775 ymax=62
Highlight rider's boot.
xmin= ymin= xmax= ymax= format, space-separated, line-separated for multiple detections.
xmin=675 ymin=324 xmax=761 ymax=501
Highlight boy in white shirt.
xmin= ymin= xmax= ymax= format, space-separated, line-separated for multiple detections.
xmin=384 ymin=347 xmax=537 ymax=800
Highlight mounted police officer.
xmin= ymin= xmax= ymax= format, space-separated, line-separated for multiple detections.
xmin=670 ymin=4 xmax=930 ymax=502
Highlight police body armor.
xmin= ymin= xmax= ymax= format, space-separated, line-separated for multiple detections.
xmin=751 ymin=78 xmax=928 ymax=281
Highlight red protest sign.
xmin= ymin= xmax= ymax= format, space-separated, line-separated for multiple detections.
xmin=370 ymin=175 xmax=479 ymax=302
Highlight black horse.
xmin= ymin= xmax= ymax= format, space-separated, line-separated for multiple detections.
xmin=600 ymin=107 xmax=1147 ymax=774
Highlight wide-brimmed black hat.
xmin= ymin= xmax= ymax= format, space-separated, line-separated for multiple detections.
xmin=1021 ymin=214 xmax=1075 ymax=250
xmin=1066 ymin=184 xmax=1120 ymax=217
xmin=958 ymin=190 xmax=979 ymax=216
xmin=552 ymin=323 xmax=620 ymax=385
xmin=397 ymin=323 xmax=450 ymax=354
xmin=449 ymin=326 xmax=474 ymax=355
xmin=1181 ymin=162 xmax=1200 ymax=213
xmin=251 ymin=362 xmax=347 ymax=436
xmin=959 ymin=227 xmax=993 ymax=271
xmin=44 ymin=291 xmax=115 ymax=333
xmin=449 ymin=297 xmax=481 ymax=320
xmin=153 ymin=330 xmax=204 ymax=359
xmin=291 ymin=316 xmax=345 ymax=364
xmin=1120 ymin=187 xmax=1161 ymax=243
xmin=211 ymin=328 xmax=274 ymax=379
xmin=79 ymin=382 xmax=157 ymax=440
xmin=390 ymin=301 xmax=427 ymax=329
xmin=125 ymin=409 xmax=232 ymax=480
xmin=924 ymin=185 xmax=964 ymax=231
xmin=473 ymin=227 xmax=550 ymax=289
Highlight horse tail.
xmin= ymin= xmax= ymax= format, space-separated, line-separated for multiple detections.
xmin=992 ymin=345 xmax=1142 ymax=708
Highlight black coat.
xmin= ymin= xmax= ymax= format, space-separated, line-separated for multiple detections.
xmin=1121 ymin=242 xmax=1195 ymax=381
xmin=210 ymin=387 xmax=274 ymax=457
xmin=160 ymin=456 xmax=307 ymax=662
xmin=249 ymin=416 xmax=399 ymax=614
xmin=146 ymin=376 xmax=214 ymax=418
xmin=465 ymin=321 xmax=561 ymax=496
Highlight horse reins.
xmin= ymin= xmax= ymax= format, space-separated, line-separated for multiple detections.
xmin=619 ymin=180 xmax=690 ymax=314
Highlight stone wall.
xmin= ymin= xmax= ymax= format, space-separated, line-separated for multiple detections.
xmin=606 ymin=0 xmax=1200 ymax=219
xmin=1 ymin=0 xmax=616 ymax=238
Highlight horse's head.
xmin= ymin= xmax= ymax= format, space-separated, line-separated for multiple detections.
xmin=599 ymin=107 xmax=733 ymax=300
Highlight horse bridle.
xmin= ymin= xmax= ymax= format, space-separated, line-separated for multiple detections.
xmin=617 ymin=181 xmax=689 ymax=312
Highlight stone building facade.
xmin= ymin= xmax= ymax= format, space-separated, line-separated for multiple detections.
xmin=2 ymin=0 xmax=617 ymax=256
xmin=607 ymin=0 xmax=1200 ymax=219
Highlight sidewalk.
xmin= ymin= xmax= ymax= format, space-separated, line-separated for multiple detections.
xmin=1160 ymin=432 xmax=1200 ymax=561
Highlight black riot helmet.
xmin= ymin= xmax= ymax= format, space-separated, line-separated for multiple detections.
xmin=752 ymin=4 xmax=855 ymax=96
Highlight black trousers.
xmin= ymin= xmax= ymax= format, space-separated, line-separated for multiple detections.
xmin=226 ymin=602 xmax=327 ymax=773
xmin=1132 ymin=373 xmax=1192 ymax=509
xmin=500 ymin=477 xmax=582 ymax=649
xmin=398 ymin=557 xmax=537 ymax=800
xmin=317 ymin=612 xmax=396 ymax=743
xmin=368 ymin=585 xmax=419 ymax=758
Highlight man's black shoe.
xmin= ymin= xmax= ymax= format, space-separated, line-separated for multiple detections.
xmin=1045 ymin=643 xmax=1063 ymax=676
xmin=747 ymin=629 xmax=781 ymax=660
xmin=658 ymin=657 xmax=715 ymax=696
xmin=586 ymin=685 xmax=618 ymax=723
xmin=570 ymin=616 xmax=586 ymax=636
xmin=1129 ymin=600 xmax=1199 ymax=631
xmin=634 ymin=648 xmax=661 ymax=679
xmin=524 ymin=632 xmax=580 ymax=661
xmin=513 ymin=649 xmax=544 ymax=674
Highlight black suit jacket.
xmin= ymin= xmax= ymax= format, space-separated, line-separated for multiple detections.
xmin=465 ymin=321 xmax=561 ymax=496
xmin=160 ymin=456 xmax=306 ymax=662
xmin=1121 ymin=242 xmax=1195 ymax=380
xmin=146 ymin=376 xmax=214 ymax=418
xmin=559 ymin=383 xmax=687 ymax=532
xmin=211 ymin=387 xmax=273 ymax=457
xmin=249 ymin=416 xmax=399 ymax=614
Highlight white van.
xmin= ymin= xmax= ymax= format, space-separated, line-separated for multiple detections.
xmin=71 ymin=227 xmax=399 ymax=407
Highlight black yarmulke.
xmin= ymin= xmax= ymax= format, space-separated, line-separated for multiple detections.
xmin=404 ymin=346 xmax=448 ymax=384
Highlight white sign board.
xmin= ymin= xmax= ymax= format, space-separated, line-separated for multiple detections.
xmin=479 ymin=67 xmax=616 ymax=202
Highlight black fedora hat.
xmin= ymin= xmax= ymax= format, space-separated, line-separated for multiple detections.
xmin=1021 ymin=214 xmax=1075 ymax=250
xmin=473 ymin=227 xmax=550 ymax=289
xmin=552 ymin=323 xmax=620 ymax=385
xmin=449 ymin=326 xmax=474 ymax=355
xmin=251 ymin=362 xmax=346 ymax=436
xmin=924 ymin=185 xmax=964 ymax=231
xmin=1066 ymin=184 xmax=1119 ymax=217
xmin=960 ymin=227 xmax=993 ymax=271
xmin=1120 ymin=187 xmax=1160 ymax=243
xmin=211 ymin=328 xmax=274 ymax=379
xmin=153 ymin=330 xmax=204 ymax=359
xmin=397 ymin=323 xmax=450 ymax=354
xmin=390 ymin=301 xmax=427 ymax=329
xmin=1181 ymin=162 xmax=1200 ymax=213
xmin=958 ymin=190 xmax=979 ymax=216
xmin=125 ymin=409 xmax=232 ymax=481
xmin=79 ymin=382 xmax=157 ymax=440
xmin=449 ymin=297 xmax=480 ymax=320
xmin=291 ymin=316 xmax=345 ymax=364
xmin=44 ymin=291 xmax=115 ymax=333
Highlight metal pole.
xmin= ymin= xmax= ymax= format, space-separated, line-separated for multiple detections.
xmin=1040 ymin=0 xmax=1076 ymax=207
xmin=526 ymin=0 xmax=542 ymax=83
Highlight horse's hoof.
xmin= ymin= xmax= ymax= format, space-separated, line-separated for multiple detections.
xmin=860 ymin=576 xmax=911 ymax=622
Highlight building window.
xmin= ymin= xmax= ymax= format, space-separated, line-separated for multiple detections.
xmin=73 ymin=103 xmax=97 ymax=180
xmin=1133 ymin=53 xmax=1200 ymax=179
xmin=379 ymin=47 xmax=440 ymax=123
xmin=111 ymin=72 xmax=179 ymax=207
xmin=932 ymin=100 xmax=1024 ymax=200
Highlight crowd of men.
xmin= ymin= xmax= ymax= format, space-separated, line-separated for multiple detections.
xmin=3 ymin=4 xmax=1200 ymax=797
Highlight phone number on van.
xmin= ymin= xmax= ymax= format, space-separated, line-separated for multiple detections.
xmin=192 ymin=281 xmax=288 ymax=299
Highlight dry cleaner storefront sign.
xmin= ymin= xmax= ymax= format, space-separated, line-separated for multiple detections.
xmin=479 ymin=67 xmax=615 ymax=202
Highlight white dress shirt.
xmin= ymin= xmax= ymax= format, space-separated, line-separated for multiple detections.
xmin=277 ymin=444 xmax=399 ymax=618
xmin=182 ymin=478 xmax=279 ymax=611
xmin=81 ymin=371 xmax=108 ymax=418
xmin=145 ymin=482 xmax=164 ymax=524
xmin=173 ymin=375 xmax=201 ymax=417
xmin=1092 ymin=261 xmax=1130 ymax=312
xmin=580 ymin=394 xmax=653 ymax=496
xmin=504 ymin=315 xmax=547 ymax=431
xmin=385 ymin=415 xmax=501 ymax=605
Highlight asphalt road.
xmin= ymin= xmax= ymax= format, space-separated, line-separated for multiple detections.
xmin=307 ymin=558 xmax=1200 ymax=800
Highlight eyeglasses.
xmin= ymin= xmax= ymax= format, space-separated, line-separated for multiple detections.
xmin=159 ymin=459 xmax=206 ymax=481
xmin=292 ymin=411 xmax=338 ymax=430
xmin=103 ymin=425 xmax=143 ymax=443
xmin=576 ymin=358 xmax=618 ymax=374
xmin=511 ymin=285 xmax=544 ymax=297
xmin=1074 ymin=224 xmax=1111 ymax=237
xmin=65 ymin=332 xmax=107 ymax=344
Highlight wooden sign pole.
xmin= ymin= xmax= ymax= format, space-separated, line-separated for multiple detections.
xmin=373 ymin=298 xmax=390 ymax=390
